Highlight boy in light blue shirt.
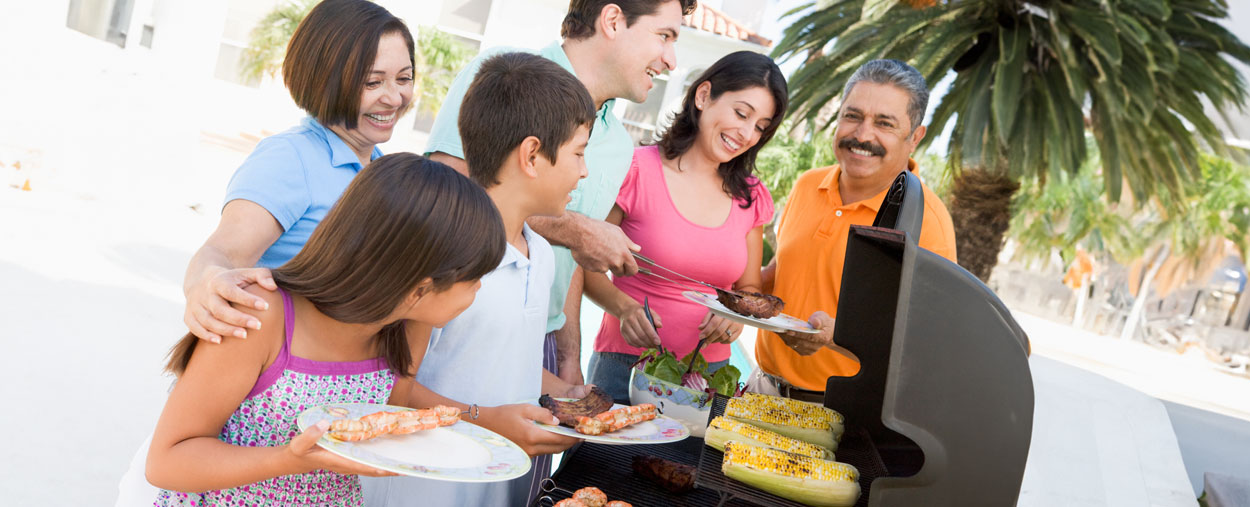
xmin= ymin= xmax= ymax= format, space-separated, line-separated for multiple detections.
xmin=364 ymin=52 xmax=598 ymax=506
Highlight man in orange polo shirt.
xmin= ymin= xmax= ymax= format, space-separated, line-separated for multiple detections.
xmin=750 ymin=59 xmax=958 ymax=400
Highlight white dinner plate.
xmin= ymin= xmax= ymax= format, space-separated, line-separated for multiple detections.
xmin=297 ymin=403 xmax=531 ymax=482
xmin=683 ymin=290 xmax=819 ymax=334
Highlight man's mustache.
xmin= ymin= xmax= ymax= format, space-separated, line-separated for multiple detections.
xmin=838 ymin=137 xmax=886 ymax=157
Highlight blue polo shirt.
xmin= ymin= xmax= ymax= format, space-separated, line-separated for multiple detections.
xmin=425 ymin=41 xmax=634 ymax=333
xmin=224 ymin=117 xmax=382 ymax=268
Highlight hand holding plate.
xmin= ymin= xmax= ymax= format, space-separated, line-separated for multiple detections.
xmin=479 ymin=404 xmax=581 ymax=457
xmin=287 ymin=420 xmax=397 ymax=477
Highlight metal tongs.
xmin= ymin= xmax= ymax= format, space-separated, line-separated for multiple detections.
xmin=531 ymin=478 xmax=574 ymax=507
xmin=643 ymin=296 xmax=666 ymax=356
xmin=632 ymin=252 xmax=746 ymax=302
xmin=634 ymin=253 xmax=722 ymax=368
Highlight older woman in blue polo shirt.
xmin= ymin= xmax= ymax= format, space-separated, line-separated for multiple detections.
xmin=181 ymin=0 xmax=416 ymax=343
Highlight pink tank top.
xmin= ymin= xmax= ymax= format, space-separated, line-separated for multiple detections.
xmin=156 ymin=288 xmax=394 ymax=506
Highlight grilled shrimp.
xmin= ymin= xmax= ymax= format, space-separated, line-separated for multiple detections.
xmin=573 ymin=404 xmax=657 ymax=436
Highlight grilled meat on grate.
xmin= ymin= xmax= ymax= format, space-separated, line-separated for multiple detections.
xmin=631 ymin=454 xmax=696 ymax=494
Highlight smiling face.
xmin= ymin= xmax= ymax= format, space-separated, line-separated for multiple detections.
xmin=834 ymin=81 xmax=926 ymax=189
xmin=534 ymin=124 xmax=591 ymax=216
xmin=347 ymin=32 xmax=415 ymax=147
xmin=608 ymin=1 xmax=683 ymax=103
xmin=694 ymin=84 xmax=776 ymax=164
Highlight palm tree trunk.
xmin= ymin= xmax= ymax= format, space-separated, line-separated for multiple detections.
xmin=948 ymin=169 xmax=1019 ymax=281
xmin=1120 ymin=244 xmax=1170 ymax=341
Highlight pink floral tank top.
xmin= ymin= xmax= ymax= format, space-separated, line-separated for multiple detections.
xmin=156 ymin=288 xmax=395 ymax=506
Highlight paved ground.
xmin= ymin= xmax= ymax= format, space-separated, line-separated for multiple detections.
xmin=1163 ymin=401 xmax=1250 ymax=497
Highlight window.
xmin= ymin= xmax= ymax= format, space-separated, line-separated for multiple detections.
xmin=438 ymin=0 xmax=493 ymax=36
xmin=412 ymin=31 xmax=481 ymax=132
xmin=212 ymin=0 xmax=281 ymax=87
xmin=409 ymin=1 xmax=495 ymax=133
xmin=66 ymin=0 xmax=136 ymax=48
xmin=620 ymin=74 xmax=669 ymax=145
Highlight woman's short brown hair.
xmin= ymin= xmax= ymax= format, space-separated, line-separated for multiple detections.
xmin=283 ymin=0 xmax=415 ymax=129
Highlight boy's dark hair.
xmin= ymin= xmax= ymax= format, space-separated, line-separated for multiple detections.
xmin=167 ymin=153 xmax=505 ymax=377
xmin=657 ymin=51 xmax=788 ymax=209
xmin=459 ymin=52 xmax=596 ymax=187
xmin=561 ymin=0 xmax=697 ymax=41
xmin=283 ymin=0 xmax=416 ymax=130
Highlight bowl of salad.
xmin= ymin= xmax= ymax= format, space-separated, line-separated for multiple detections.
xmin=628 ymin=348 xmax=743 ymax=437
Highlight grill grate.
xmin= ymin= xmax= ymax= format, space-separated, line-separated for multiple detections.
xmin=538 ymin=395 xmax=890 ymax=507
xmin=692 ymin=395 xmax=889 ymax=507
xmin=539 ymin=436 xmax=756 ymax=506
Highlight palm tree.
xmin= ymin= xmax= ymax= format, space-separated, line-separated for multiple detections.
xmin=755 ymin=121 xmax=839 ymax=262
xmin=772 ymin=0 xmax=1250 ymax=281
xmin=239 ymin=0 xmax=317 ymax=84
xmin=239 ymin=0 xmax=473 ymax=116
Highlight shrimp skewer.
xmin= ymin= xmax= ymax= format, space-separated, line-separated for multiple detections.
xmin=573 ymin=404 xmax=657 ymax=436
xmin=326 ymin=405 xmax=460 ymax=441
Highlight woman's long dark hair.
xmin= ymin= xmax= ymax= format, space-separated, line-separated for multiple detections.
xmin=657 ymin=51 xmax=788 ymax=208
xmin=167 ymin=154 xmax=506 ymax=377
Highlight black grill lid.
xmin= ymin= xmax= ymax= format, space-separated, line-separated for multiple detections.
xmin=824 ymin=170 xmax=1034 ymax=506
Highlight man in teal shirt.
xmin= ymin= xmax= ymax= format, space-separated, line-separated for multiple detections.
xmin=427 ymin=0 xmax=695 ymax=384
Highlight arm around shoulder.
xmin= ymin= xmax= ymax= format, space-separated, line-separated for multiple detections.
xmin=182 ymin=200 xmax=284 ymax=342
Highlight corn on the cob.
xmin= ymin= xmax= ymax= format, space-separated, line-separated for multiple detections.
xmin=725 ymin=395 xmax=842 ymax=450
xmin=705 ymin=416 xmax=834 ymax=459
xmin=721 ymin=441 xmax=860 ymax=507
xmin=742 ymin=392 xmax=845 ymax=430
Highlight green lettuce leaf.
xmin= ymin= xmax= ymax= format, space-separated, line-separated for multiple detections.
xmin=649 ymin=353 xmax=687 ymax=385
xmin=680 ymin=349 xmax=709 ymax=375
xmin=707 ymin=364 xmax=742 ymax=397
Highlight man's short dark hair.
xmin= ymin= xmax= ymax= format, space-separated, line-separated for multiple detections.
xmin=283 ymin=0 xmax=415 ymax=129
xmin=459 ymin=52 xmax=596 ymax=187
xmin=561 ymin=0 xmax=697 ymax=40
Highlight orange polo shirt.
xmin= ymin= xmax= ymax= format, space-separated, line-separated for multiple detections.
xmin=756 ymin=160 xmax=958 ymax=391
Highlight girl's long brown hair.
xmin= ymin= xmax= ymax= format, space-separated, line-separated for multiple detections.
xmin=167 ymin=153 xmax=505 ymax=377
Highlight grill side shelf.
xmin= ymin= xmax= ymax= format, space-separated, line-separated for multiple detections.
xmin=693 ymin=395 xmax=888 ymax=507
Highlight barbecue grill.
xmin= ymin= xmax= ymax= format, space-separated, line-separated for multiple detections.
xmin=544 ymin=171 xmax=1034 ymax=506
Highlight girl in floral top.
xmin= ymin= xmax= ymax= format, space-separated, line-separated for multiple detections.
xmin=146 ymin=153 xmax=505 ymax=506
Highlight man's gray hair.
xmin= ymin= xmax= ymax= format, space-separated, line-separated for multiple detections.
xmin=842 ymin=59 xmax=929 ymax=133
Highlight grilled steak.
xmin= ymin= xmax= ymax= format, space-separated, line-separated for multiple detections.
xmin=631 ymin=454 xmax=696 ymax=494
xmin=716 ymin=288 xmax=785 ymax=319
xmin=539 ymin=386 xmax=614 ymax=427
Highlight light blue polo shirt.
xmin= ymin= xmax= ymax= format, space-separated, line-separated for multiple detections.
xmin=367 ymin=225 xmax=554 ymax=505
xmin=224 ymin=116 xmax=382 ymax=268
xmin=425 ymin=41 xmax=634 ymax=333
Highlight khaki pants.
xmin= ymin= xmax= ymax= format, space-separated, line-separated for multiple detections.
xmin=746 ymin=367 xmax=826 ymax=403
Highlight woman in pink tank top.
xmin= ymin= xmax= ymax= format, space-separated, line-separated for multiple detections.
xmin=584 ymin=52 xmax=790 ymax=403
xmin=146 ymin=154 xmax=506 ymax=506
